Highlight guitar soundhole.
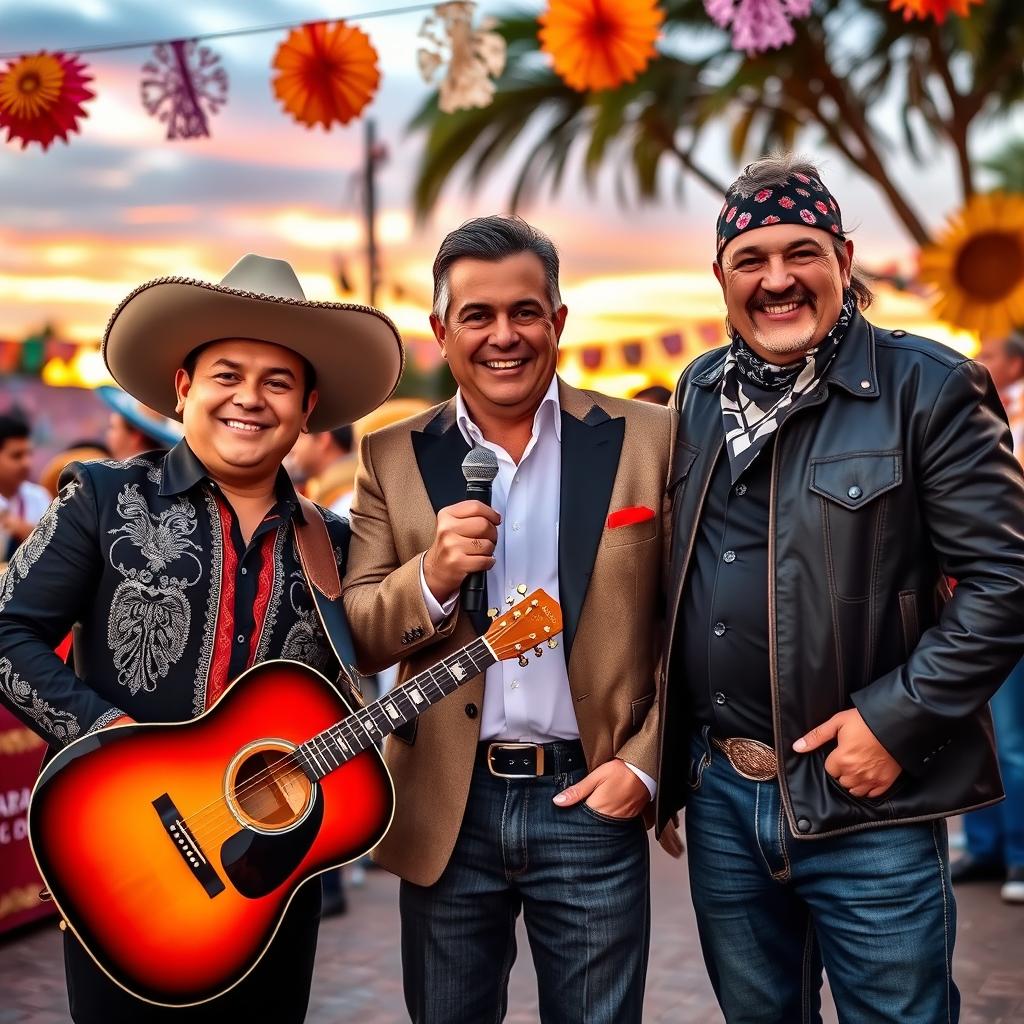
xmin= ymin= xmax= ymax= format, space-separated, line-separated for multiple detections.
xmin=227 ymin=741 xmax=314 ymax=833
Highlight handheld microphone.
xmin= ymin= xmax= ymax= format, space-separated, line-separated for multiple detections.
xmin=460 ymin=446 xmax=499 ymax=613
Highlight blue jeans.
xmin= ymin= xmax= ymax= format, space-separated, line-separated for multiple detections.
xmin=964 ymin=658 xmax=1024 ymax=867
xmin=685 ymin=730 xmax=959 ymax=1024
xmin=399 ymin=749 xmax=650 ymax=1024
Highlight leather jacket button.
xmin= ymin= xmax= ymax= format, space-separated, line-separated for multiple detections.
xmin=465 ymin=703 xmax=478 ymax=719
xmin=713 ymin=622 xmax=727 ymax=637
xmin=891 ymin=329 xmax=906 ymax=338
xmin=847 ymin=485 xmax=863 ymax=500
xmin=713 ymin=691 xmax=727 ymax=705
xmin=797 ymin=817 xmax=812 ymax=833
xmin=723 ymin=550 xmax=736 ymax=564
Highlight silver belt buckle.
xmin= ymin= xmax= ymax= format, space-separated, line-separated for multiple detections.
xmin=487 ymin=742 xmax=544 ymax=778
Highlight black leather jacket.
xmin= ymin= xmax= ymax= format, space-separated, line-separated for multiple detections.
xmin=657 ymin=311 xmax=1024 ymax=839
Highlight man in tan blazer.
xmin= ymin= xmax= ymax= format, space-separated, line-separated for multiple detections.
xmin=343 ymin=216 xmax=674 ymax=1024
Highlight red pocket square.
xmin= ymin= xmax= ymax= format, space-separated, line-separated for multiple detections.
xmin=607 ymin=505 xmax=656 ymax=529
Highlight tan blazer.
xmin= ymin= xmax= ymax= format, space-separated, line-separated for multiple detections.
xmin=342 ymin=378 xmax=676 ymax=885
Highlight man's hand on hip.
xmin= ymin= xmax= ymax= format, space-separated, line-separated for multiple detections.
xmin=794 ymin=708 xmax=902 ymax=798
xmin=552 ymin=758 xmax=651 ymax=818
xmin=422 ymin=500 xmax=501 ymax=604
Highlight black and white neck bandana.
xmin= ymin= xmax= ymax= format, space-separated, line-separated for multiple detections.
xmin=720 ymin=291 xmax=856 ymax=482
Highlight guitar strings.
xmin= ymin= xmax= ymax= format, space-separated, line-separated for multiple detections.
xmin=184 ymin=638 xmax=499 ymax=850
xmin=182 ymin=634 xmax=496 ymax=837
xmin=184 ymin=673 xmax=456 ymax=851
xmin=182 ymin=664 xmax=468 ymax=850
xmin=185 ymin=631 xmax=502 ymax=850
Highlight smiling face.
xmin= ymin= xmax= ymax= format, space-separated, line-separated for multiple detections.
xmin=430 ymin=252 xmax=567 ymax=425
xmin=715 ymin=223 xmax=853 ymax=362
xmin=174 ymin=339 xmax=318 ymax=488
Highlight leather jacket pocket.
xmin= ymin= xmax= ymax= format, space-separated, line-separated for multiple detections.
xmin=898 ymin=590 xmax=921 ymax=659
xmin=809 ymin=451 xmax=903 ymax=601
xmin=631 ymin=692 xmax=656 ymax=728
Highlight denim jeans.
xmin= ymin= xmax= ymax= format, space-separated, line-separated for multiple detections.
xmin=964 ymin=657 xmax=1024 ymax=867
xmin=684 ymin=730 xmax=959 ymax=1024
xmin=399 ymin=749 xmax=650 ymax=1024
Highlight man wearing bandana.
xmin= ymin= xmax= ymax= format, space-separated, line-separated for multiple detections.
xmin=655 ymin=154 xmax=1024 ymax=1022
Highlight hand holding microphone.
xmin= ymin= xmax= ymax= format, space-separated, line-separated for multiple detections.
xmin=422 ymin=447 xmax=500 ymax=608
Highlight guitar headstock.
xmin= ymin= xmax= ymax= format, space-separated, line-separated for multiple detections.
xmin=483 ymin=588 xmax=563 ymax=666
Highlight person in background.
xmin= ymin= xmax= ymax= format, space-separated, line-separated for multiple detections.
xmin=632 ymin=384 xmax=672 ymax=406
xmin=957 ymin=327 xmax=1024 ymax=904
xmin=0 ymin=413 xmax=51 ymax=561
xmin=288 ymin=425 xmax=357 ymax=516
xmin=39 ymin=443 xmax=110 ymax=498
xmin=96 ymin=385 xmax=183 ymax=461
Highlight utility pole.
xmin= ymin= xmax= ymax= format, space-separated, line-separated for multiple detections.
xmin=364 ymin=118 xmax=379 ymax=308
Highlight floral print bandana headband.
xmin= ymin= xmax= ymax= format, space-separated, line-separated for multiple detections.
xmin=716 ymin=171 xmax=846 ymax=259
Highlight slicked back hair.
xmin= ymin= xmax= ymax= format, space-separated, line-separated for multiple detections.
xmin=724 ymin=153 xmax=874 ymax=309
xmin=432 ymin=215 xmax=562 ymax=322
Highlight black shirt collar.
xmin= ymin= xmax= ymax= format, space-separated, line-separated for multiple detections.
xmin=159 ymin=440 xmax=305 ymax=522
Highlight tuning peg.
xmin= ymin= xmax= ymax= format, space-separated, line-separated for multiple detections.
xmin=517 ymin=655 xmax=529 ymax=667
xmin=547 ymin=638 xmax=558 ymax=649
xmin=531 ymin=599 xmax=539 ymax=607
xmin=514 ymin=643 xmax=522 ymax=651
xmin=533 ymin=646 xmax=543 ymax=657
xmin=487 ymin=607 xmax=499 ymax=619
xmin=516 ymin=584 xmax=528 ymax=596
xmin=513 ymin=609 xmax=522 ymax=620
xmin=543 ymin=625 xmax=551 ymax=633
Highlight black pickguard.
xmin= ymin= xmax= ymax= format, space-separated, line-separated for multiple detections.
xmin=220 ymin=791 xmax=325 ymax=898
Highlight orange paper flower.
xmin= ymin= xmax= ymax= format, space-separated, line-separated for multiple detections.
xmin=539 ymin=0 xmax=664 ymax=93
xmin=0 ymin=51 xmax=94 ymax=150
xmin=273 ymin=21 xmax=380 ymax=130
xmin=889 ymin=0 xmax=982 ymax=22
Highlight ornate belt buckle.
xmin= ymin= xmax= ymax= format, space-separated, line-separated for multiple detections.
xmin=487 ymin=742 xmax=544 ymax=778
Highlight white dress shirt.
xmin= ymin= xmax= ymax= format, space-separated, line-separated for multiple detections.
xmin=419 ymin=378 xmax=655 ymax=797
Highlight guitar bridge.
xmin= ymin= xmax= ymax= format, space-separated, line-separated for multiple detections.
xmin=153 ymin=793 xmax=225 ymax=899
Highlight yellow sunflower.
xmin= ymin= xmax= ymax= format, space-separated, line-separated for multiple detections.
xmin=919 ymin=192 xmax=1024 ymax=339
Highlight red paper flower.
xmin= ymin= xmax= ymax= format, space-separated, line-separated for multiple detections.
xmin=0 ymin=51 xmax=94 ymax=150
xmin=889 ymin=0 xmax=982 ymax=22
xmin=272 ymin=21 xmax=380 ymax=130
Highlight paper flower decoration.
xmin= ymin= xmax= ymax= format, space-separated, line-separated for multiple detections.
xmin=704 ymin=0 xmax=812 ymax=54
xmin=418 ymin=2 xmax=506 ymax=114
xmin=539 ymin=0 xmax=664 ymax=93
xmin=889 ymin=0 xmax=982 ymax=21
xmin=272 ymin=21 xmax=380 ymax=130
xmin=0 ymin=51 xmax=94 ymax=150
xmin=141 ymin=40 xmax=229 ymax=140
xmin=919 ymin=192 xmax=1024 ymax=338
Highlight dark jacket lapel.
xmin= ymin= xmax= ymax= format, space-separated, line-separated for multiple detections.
xmin=410 ymin=401 xmax=489 ymax=635
xmin=558 ymin=391 xmax=625 ymax=662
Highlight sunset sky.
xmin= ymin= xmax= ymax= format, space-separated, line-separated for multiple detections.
xmin=2 ymin=0 xmax=1015 ymax=391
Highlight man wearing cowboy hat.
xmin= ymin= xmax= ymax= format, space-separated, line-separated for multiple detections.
xmin=96 ymin=385 xmax=185 ymax=460
xmin=0 ymin=254 xmax=402 ymax=1023
xmin=657 ymin=153 xmax=1024 ymax=1021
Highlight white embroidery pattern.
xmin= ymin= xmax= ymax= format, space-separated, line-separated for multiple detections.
xmin=0 ymin=656 xmax=80 ymax=744
xmin=280 ymin=573 xmax=333 ymax=675
xmin=107 ymin=485 xmax=202 ymax=695
xmin=193 ymin=490 xmax=223 ymax=715
xmin=0 ymin=481 xmax=81 ymax=615
xmin=252 ymin=527 xmax=287 ymax=667
xmin=99 ymin=456 xmax=163 ymax=486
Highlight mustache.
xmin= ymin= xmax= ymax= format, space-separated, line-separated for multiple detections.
xmin=748 ymin=288 xmax=815 ymax=312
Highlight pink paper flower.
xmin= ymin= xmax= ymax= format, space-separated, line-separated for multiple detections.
xmin=704 ymin=0 xmax=813 ymax=55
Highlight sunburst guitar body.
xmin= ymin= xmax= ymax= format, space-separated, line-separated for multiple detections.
xmin=29 ymin=590 xmax=562 ymax=1007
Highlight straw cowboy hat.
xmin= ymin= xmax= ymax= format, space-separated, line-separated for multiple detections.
xmin=102 ymin=254 xmax=404 ymax=432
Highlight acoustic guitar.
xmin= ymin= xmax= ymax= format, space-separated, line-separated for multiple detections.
xmin=29 ymin=589 xmax=562 ymax=1007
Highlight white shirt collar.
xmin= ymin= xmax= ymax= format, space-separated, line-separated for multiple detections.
xmin=455 ymin=374 xmax=562 ymax=449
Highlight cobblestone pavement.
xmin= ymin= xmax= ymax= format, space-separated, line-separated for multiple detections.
xmin=2 ymin=831 xmax=1022 ymax=1023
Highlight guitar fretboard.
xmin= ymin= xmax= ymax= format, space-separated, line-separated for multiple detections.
xmin=295 ymin=637 xmax=495 ymax=781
